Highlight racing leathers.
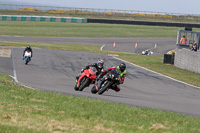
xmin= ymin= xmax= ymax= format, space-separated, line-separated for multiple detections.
xmin=23 ymin=47 xmax=33 ymax=59
xmin=97 ymin=66 xmax=126 ymax=92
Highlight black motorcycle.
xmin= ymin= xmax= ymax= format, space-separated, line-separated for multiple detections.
xmin=91 ymin=69 xmax=121 ymax=95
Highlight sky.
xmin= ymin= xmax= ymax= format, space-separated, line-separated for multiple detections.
xmin=1 ymin=0 xmax=200 ymax=15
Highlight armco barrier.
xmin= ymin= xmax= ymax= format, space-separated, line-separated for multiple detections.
xmin=0 ymin=15 xmax=87 ymax=23
xmin=87 ymin=18 xmax=200 ymax=28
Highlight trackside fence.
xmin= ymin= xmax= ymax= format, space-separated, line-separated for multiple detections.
xmin=1 ymin=4 xmax=200 ymax=22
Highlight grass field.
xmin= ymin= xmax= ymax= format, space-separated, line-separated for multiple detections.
xmin=1 ymin=21 xmax=200 ymax=132
xmin=0 ymin=21 xmax=197 ymax=38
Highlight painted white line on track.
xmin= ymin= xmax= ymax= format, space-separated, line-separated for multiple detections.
xmin=9 ymin=75 xmax=35 ymax=90
xmin=11 ymin=49 xmax=18 ymax=83
xmin=100 ymin=45 xmax=105 ymax=51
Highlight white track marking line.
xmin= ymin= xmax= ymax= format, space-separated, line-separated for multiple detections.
xmin=9 ymin=74 xmax=35 ymax=90
xmin=11 ymin=49 xmax=18 ymax=83
xmin=100 ymin=45 xmax=105 ymax=51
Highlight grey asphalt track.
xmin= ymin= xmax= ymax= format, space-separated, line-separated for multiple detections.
xmin=1 ymin=36 xmax=200 ymax=118
xmin=0 ymin=35 xmax=177 ymax=55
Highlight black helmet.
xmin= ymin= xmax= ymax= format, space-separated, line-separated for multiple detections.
xmin=27 ymin=45 xmax=31 ymax=49
xmin=97 ymin=59 xmax=104 ymax=69
xmin=119 ymin=62 xmax=126 ymax=72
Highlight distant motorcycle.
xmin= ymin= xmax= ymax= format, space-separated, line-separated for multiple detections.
xmin=142 ymin=49 xmax=153 ymax=55
xmin=24 ymin=51 xmax=32 ymax=65
xmin=91 ymin=69 xmax=121 ymax=95
xmin=74 ymin=67 xmax=97 ymax=91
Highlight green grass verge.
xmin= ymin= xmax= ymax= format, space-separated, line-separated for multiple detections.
xmin=1 ymin=41 xmax=200 ymax=87
xmin=2 ymin=21 xmax=200 ymax=38
xmin=1 ymin=71 xmax=200 ymax=133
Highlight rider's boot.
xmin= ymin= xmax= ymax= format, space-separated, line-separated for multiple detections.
xmin=114 ymin=88 xmax=120 ymax=92
xmin=111 ymin=84 xmax=120 ymax=92
xmin=113 ymin=86 xmax=120 ymax=92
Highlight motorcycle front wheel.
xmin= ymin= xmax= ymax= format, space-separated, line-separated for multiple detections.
xmin=25 ymin=57 xmax=29 ymax=65
xmin=74 ymin=83 xmax=79 ymax=91
xmin=98 ymin=81 xmax=111 ymax=95
xmin=79 ymin=77 xmax=91 ymax=91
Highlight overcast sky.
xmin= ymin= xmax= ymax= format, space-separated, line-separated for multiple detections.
xmin=1 ymin=0 xmax=200 ymax=15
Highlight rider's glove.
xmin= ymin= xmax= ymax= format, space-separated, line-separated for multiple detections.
xmin=81 ymin=68 xmax=84 ymax=73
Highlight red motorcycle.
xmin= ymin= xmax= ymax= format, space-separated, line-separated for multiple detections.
xmin=74 ymin=67 xmax=97 ymax=91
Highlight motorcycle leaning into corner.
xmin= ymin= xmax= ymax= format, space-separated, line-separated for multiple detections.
xmin=74 ymin=66 xmax=97 ymax=91
xmin=23 ymin=51 xmax=32 ymax=65
xmin=91 ymin=68 xmax=121 ymax=95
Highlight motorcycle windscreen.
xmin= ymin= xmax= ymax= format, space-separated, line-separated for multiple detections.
xmin=90 ymin=67 xmax=97 ymax=72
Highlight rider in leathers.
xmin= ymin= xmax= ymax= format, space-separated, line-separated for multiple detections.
xmin=76 ymin=59 xmax=105 ymax=83
xmin=23 ymin=45 xmax=33 ymax=60
xmin=95 ymin=62 xmax=126 ymax=92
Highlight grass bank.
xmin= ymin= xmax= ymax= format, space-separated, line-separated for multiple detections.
xmin=0 ymin=21 xmax=194 ymax=38
xmin=1 ymin=40 xmax=200 ymax=87
xmin=1 ymin=71 xmax=200 ymax=133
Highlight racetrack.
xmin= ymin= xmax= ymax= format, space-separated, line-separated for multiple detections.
xmin=1 ymin=36 xmax=200 ymax=117
xmin=0 ymin=35 xmax=177 ymax=55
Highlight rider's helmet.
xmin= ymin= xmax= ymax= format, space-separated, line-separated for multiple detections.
xmin=119 ymin=62 xmax=126 ymax=72
xmin=97 ymin=59 xmax=104 ymax=69
xmin=27 ymin=45 xmax=31 ymax=49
